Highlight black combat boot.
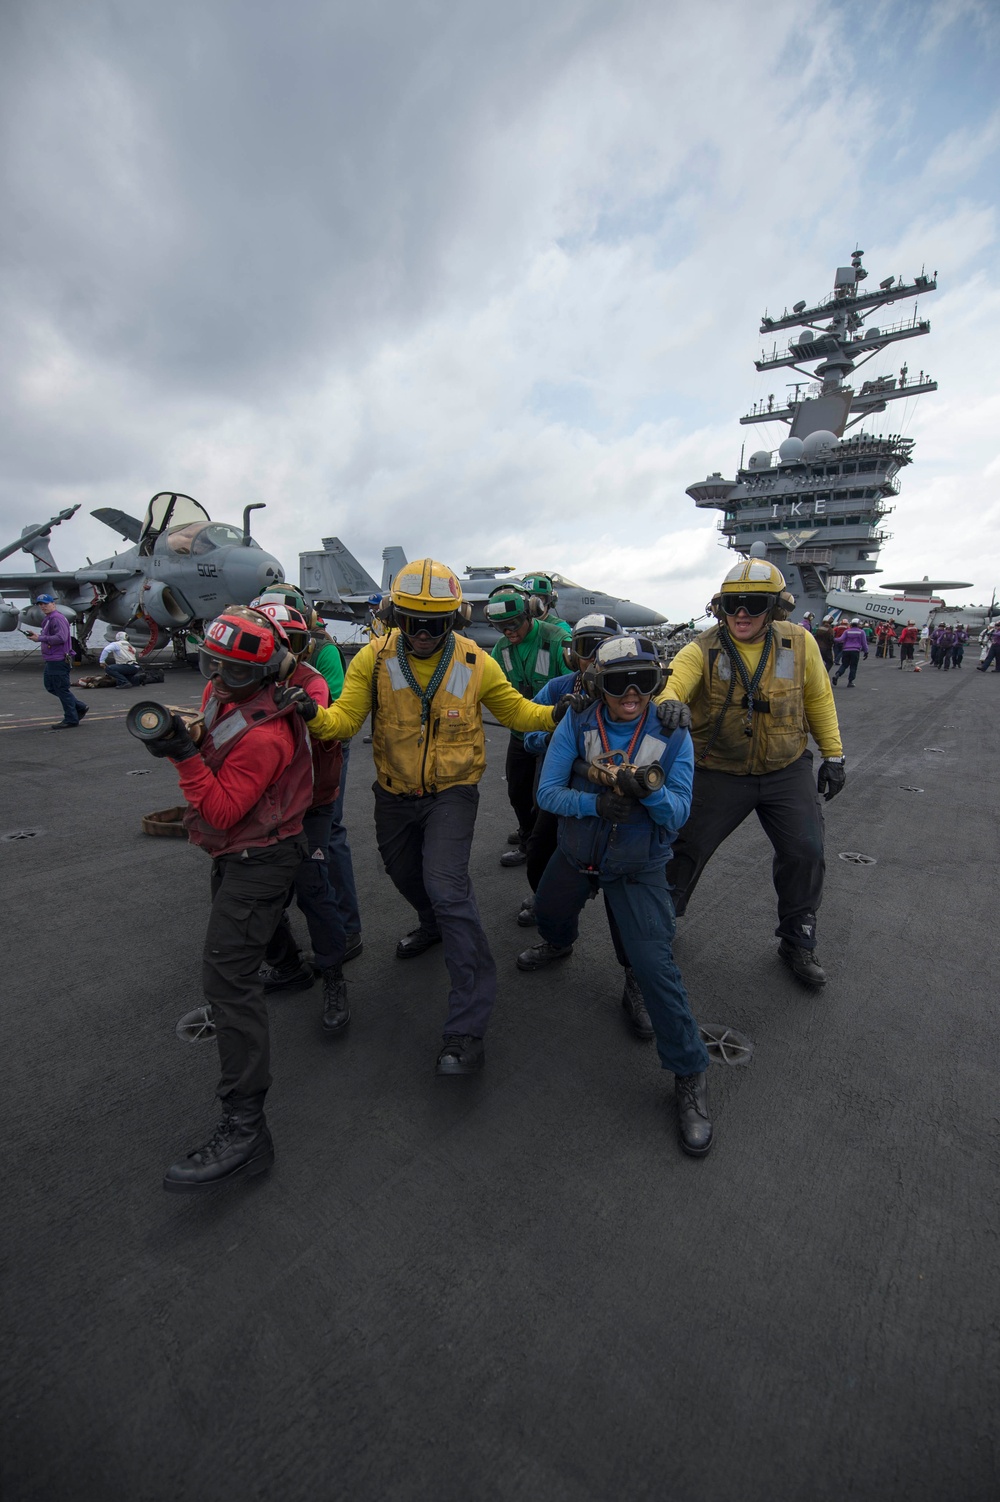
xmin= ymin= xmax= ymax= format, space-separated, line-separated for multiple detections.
xmin=778 ymin=941 xmax=827 ymax=987
xmin=162 ymin=1095 xmax=274 ymax=1192
xmin=516 ymin=895 xmax=537 ymax=927
xmin=395 ymin=926 xmax=442 ymax=959
xmin=435 ymin=1034 xmax=485 ymax=1076
xmin=500 ymin=847 xmax=528 ymax=867
xmin=321 ymin=965 xmax=351 ymax=1035
xmin=343 ymin=932 xmax=364 ymax=963
xmin=516 ymin=940 xmax=573 ymax=971
xmin=260 ymin=958 xmax=315 ymax=992
xmin=675 ymin=1072 xmax=713 ymax=1157
xmin=620 ymin=967 xmax=654 ymax=1040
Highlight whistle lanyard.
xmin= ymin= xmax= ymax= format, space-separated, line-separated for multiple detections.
xmin=595 ymin=703 xmax=649 ymax=762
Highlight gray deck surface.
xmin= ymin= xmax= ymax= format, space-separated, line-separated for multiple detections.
xmin=1 ymin=650 xmax=997 ymax=1502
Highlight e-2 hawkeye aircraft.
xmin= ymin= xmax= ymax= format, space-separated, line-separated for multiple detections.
xmin=0 ymin=492 xmax=285 ymax=657
xmin=298 ymin=539 xmax=666 ymax=647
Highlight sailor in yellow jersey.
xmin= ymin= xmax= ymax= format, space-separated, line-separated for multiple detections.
xmin=658 ymin=556 xmax=845 ymax=987
xmin=277 ymin=558 xmax=568 ymax=1075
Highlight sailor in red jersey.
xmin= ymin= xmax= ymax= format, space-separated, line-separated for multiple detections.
xmin=250 ymin=599 xmax=349 ymax=1035
xmin=143 ymin=606 xmax=313 ymax=1193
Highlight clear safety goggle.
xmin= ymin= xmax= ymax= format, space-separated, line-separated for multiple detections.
xmin=198 ymin=647 xmax=265 ymax=688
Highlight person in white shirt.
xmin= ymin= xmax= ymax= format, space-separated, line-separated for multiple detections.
xmin=100 ymin=632 xmax=140 ymax=688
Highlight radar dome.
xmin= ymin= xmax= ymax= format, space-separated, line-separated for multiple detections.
xmin=801 ymin=429 xmax=837 ymax=460
xmin=798 ymin=330 xmax=817 ymax=345
xmin=748 ymin=451 xmax=771 ymax=469
xmin=864 ymin=327 xmax=881 ymax=341
xmin=778 ymin=437 xmax=805 ymax=463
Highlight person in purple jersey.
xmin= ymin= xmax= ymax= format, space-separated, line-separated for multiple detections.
xmin=23 ymin=595 xmax=90 ymax=730
xmin=831 ymin=618 xmax=869 ymax=688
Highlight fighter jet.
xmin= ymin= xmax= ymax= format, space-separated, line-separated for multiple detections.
xmin=0 ymin=492 xmax=285 ymax=656
xmin=298 ymin=539 xmax=667 ymax=647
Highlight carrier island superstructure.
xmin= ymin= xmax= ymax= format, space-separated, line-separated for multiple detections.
xmin=686 ymin=250 xmax=938 ymax=620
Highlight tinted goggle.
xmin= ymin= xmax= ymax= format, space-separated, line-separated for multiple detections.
xmin=573 ymin=633 xmax=612 ymax=660
xmin=397 ymin=611 xmax=454 ymax=639
xmin=600 ymin=667 xmax=660 ymax=698
xmin=723 ymin=593 xmax=774 ymax=617
xmin=198 ymin=648 xmax=265 ymax=688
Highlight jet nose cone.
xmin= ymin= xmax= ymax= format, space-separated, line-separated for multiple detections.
xmin=618 ymin=603 xmax=667 ymax=627
xmin=222 ymin=549 xmax=285 ymax=608
xmin=255 ymin=554 xmax=284 ymax=594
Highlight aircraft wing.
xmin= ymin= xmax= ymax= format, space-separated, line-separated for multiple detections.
xmin=92 ymin=508 xmax=143 ymax=542
xmin=0 ymin=569 xmax=137 ymax=594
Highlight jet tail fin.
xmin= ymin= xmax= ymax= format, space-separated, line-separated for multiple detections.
xmin=380 ymin=547 xmax=408 ymax=593
xmin=92 ymin=507 xmax=143 ymax=543
xmin=22 ymin=529 xmax=58 ymax=570
xmin=299 ymin=537 xmax=380 ymax=606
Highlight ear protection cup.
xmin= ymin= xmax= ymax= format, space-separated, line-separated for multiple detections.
xmin=276 ymin=649 xmax=296 ymax=681
xmin=563 ymin=644 xmax=580 ymax=671
xmin=709 ymin=594 xmax=725 ymax=620
xmin=773 ymin=589 xmax=796 ymax=621
xmin=526 ymin=595 xmax=545 ymax=619
xmin=456 ymin=601 xmax=473 ymax=626
xmin=375 ymin=599 xmax=395 ymax=626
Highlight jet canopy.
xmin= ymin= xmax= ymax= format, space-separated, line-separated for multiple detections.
xmin=155 ymin=521 xmax=260 ymax=556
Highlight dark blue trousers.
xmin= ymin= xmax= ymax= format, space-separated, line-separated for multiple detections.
xmin=266 ymin=803 xmax=346 ymax=972
xmin=42 ymin=660 xmax=87 ymax=724
xmin=535 ymin=852 xmax=709 ymax=1076
xmin=327 ymin=739 xmax=361 ymax=936
xmin=832 ymin=650 xmax=861 ymax=685
xmin=374 ymin=782 xmax=496 ymax=1037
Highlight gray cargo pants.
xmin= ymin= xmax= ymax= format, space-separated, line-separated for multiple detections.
xmin=373 ymin=782 xmax=496 ymax=1037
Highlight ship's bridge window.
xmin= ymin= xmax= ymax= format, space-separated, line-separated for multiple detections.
xmin=847 ymin=516 xmax=861 ymax=525
xmin=834 ymin=490 xmax=848 ymax=500
xmin=825 ymin=465 xmax=840 ymax=475
xmin=842 ymin=462 xmax=857 ymax=474
xmin=850 ymin=489 xmax=863 ymax=499
xmin=859 ymin=460 xmax=878 ymax=472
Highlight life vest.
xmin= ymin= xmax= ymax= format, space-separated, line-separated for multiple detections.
xmin=291 ymin=660 xmax=343 ymax=807
xmin=370 ymin=630 xmax=487 ymax=796
xmin=495 ymin=619 xmax=569 ymax=697
xmin=557 ymin=702 xmax=688 ymax=877
xmin=687 ymin=623 xmax=809 ymax=776
xmin=184 ymin=682 xmax=314 ymax=856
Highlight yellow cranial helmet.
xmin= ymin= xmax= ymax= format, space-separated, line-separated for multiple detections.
xmin=390 ymin=558 xmax=463 ymax=614
xmin=720 ymin=558 xmax=786 ymax=595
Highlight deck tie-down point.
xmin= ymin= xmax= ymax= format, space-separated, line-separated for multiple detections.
xmin=698 ymin=1023 xmax=754 ymax=1066
xmin=839 ymin=851 xmax=877 ymax=865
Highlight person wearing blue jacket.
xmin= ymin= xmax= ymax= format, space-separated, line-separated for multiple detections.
xmin=516 ymin=635 xmax=713 ymax=1156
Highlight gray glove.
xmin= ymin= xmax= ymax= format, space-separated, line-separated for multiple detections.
xmin=274 ymin=683 xmax=319 ymax=720
xmin=655 ymin=699 xmax=692 ymax=734
xmin=595 ymin=790 xmax=633 ymax=822
xmin=817 ymin=759 xmax=847 ymax=801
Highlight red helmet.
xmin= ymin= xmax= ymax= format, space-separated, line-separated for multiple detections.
xmin=249 ymin=597 xmax=310 ymax=657
xmin=199 ymin=606 xmax=289 ymax=688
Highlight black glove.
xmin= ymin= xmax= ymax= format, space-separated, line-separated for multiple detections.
xmin=817 ymin=759 xmax=846 ymax=801
xmin=274 ymin=683 xmax=319 ymax=720
xmin=595 ymin=790 xmax=633 ymax=822
xmin=552 ymin=692 xmax=587 ymax=724
xmin=615 ymin=767 xmax=645 ymax=800
xmin=655 ymin=699 xmax=692 ymax=734
xmin=144 ymin=714 xmax=199 ymax=762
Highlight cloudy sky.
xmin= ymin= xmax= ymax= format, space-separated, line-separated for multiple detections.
xmin=2 ymin=0 xmax=998 ymax=624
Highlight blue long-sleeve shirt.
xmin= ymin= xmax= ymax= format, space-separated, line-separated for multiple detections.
xmin=523 ymin=672 xmax=579 ymax=755
xmin=538 ymin=710 xmax=694 ymax=830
